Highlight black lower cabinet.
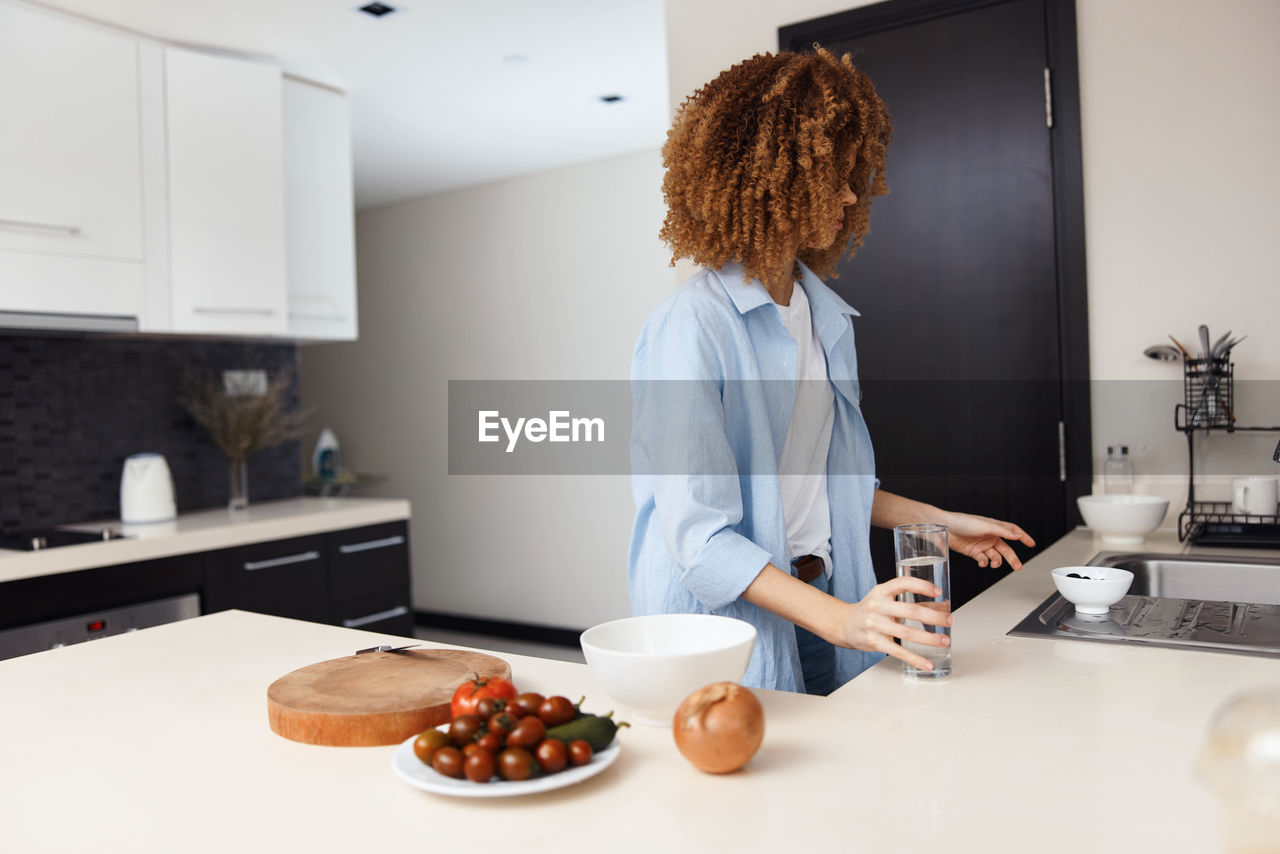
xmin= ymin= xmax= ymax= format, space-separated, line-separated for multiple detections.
xmin=0 ymin=521 xmax=414 ymax=653
xmin=203 ymin=534 xmax=330 ymax=624
xmin=203 ymin=521 xmax=413 ymax=634
xmin=0 ymin=522 xmax=412 ymax=660
xmin=330 ymin=590 xmax=413 ymax=636
xmin=326 ymin=521 xmax=413 ymax=636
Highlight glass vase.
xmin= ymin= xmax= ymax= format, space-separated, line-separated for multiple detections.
xmin=229 ymin=459 xmax=249 ymax=512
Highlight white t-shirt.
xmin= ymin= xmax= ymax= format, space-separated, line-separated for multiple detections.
xmin=774 ymin=283 xmax=836 ymax=577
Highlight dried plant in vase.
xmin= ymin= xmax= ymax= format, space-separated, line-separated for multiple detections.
xmin=180 ymin=365 xmax=308 ymax=511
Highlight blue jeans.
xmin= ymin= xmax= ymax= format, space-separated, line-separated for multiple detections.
xmin=795 ymin=570 xmax=836 ymax=696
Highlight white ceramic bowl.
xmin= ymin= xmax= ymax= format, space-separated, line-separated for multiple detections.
xmin=579 ymin=614 xmax=756 ymax=727
xmin=1051 ymin=566 xmax=1134 ymax=615
xmin=1077 ymin=494 xmax=1169 ymax=545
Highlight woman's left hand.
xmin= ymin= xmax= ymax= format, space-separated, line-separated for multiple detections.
xmin=940 ymin=511 xmax=1035 ymax=570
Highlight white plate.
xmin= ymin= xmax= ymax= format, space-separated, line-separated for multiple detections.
xmin=390 ymin=730 xmax=621 ymax=798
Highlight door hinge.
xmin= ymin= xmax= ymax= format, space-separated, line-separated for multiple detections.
xmin=1044 ymin=67 xmax=1054 ymax=129
xmin=1058 ymin=420 xmax=1067 ymax=482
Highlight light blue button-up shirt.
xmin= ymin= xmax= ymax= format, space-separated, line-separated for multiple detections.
xmin=628 ymin=261 xmax=884 ymax=693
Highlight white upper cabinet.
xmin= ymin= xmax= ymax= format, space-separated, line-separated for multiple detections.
xmin=164 ymin=47 xmax=288 ymax=336
xmin=0 ymin=3 xmax=359 ymax=340
xmin=283 ymin=78 xmax=358 ymax=341
xmin=0 ymin=3 xmax=146 ymax=325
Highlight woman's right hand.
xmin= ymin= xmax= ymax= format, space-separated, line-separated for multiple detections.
xmin=837 ymin=576 xmax=952 ymax=672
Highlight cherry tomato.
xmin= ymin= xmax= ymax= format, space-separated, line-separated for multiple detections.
xmin=509 ymin=692 xmax=545 ymax=719
xmin=474 ymin=696 xmax=506 ymax=719
xmin=431 ymin=746 xmax=464 ymax=778
xmin=449 ymin=676 xmax=519 ymax=719
xmin=462 ymin=742 xmax=483 ymax=758
xmin=487 ymin=712 xmax=517 ymax=739
xmin=506 ymin=716 xmax=546 ymax=749
xmin=537 ymin=696 xmax=576 ymax=727
xmin=412 ymin=729 xmax=452 ymax=765
xmin=567 ymin=739 xmax=593 ymax=767
xmin=497 ymin=747 xmax=538 ymax=781
xmin=477 ymin=731 xmax=503 ymax=753
xmin=448 ymin=714 xmax=483 ymax=746
xmin=535 ymin=738 xmax=568 ymax=774
xmin=464 ymin=747 xmax=496 ymax=783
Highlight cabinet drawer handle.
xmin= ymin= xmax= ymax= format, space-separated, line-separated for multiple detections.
xmin=342 ymin=605 xmax=409 ymax=629
xmin=193 ymin=307 xmax=277 ymax=316
xmin=243 ymin=550 xmax=320 ymax=571
xmin=338 ymin=535 xmax=405 ymax=555
xmin=0 ymin=217 xmax=81 ymax=236
xmin=288 ymin=312 xmax=350 ymax=322
xmin=0 ymin=311 xmax=137 ymax=333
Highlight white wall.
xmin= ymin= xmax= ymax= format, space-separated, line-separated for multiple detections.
xmin=1077 ymin=0 xmax=1280 ymax=508
xmin=1079 ymin=0 xmax=1280 ymax=383
xmin=300 ymin=150 xmax=672 ymax=628
xmin=663 ymin=0 xmax=869 ymax=120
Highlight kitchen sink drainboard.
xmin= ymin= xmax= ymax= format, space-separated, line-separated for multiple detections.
xmin=1008 ymin=552 xmax=1280 ymax=658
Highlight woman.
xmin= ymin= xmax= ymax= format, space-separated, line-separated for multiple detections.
xmin=629 ymin=49 xmax=1034 ymax=695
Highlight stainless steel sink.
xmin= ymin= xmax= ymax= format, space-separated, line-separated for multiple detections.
xmin=1008 ymin=552 xmax=1280 ymax=657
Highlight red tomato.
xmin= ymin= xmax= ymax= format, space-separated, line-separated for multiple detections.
xmin=485 ymin=677 xmax=518 ymax=702
xmin=450 ymin=675 xmax=519 ymax=719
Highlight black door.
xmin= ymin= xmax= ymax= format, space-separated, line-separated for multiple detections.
xmin=783 ymin=0 xmax=1090 ymax=607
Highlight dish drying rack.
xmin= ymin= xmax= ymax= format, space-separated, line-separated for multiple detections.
xmin=1174 ymin=358 xmax=1280 ymax=546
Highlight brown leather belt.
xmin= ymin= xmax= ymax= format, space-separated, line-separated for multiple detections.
xmin=791 ymin=554 xmax=824 ymax=584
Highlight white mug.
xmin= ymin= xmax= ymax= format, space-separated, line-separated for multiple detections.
xmin=1232 ymin=477 xmax=1279 ymax=516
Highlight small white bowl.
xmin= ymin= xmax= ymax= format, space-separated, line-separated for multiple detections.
xmin=1052 ymin=566 xmax=1134 ymax=615
xmin=580 ymin=614 xmax=756 ymax=727
xmin=1077 ymin=494 xmax=1169 ymax=546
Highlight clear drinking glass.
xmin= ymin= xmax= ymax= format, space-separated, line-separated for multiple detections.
xmin=893 ymin=523 xmax=951 ymax=679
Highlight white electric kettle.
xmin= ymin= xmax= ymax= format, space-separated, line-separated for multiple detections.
xmin=120 ymin=453 xmax=177 ymax=524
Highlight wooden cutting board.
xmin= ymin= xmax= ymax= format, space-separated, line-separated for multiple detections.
xmin=267 ymin=649 xmax=511 ymax=746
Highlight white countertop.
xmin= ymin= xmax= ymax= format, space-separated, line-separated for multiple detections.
xmin=0 ymin=497 xmax=411 ymax=584
xmin=0 ymin=528 xmax=1274 ymax=852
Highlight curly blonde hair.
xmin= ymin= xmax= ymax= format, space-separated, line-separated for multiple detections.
xmin=660 ymin=48 xmax=891 ymax=286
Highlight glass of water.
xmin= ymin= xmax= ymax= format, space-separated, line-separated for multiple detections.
xmin=893 ymin=523 xmax=951 ymax=679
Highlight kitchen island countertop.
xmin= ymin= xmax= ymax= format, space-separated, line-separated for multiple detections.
xmin=1 ymin=527 xmax=1274 ymax=852
xmin=0 ymin=497 xmax=411 ymax=584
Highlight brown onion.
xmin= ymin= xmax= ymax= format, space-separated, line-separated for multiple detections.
xmin=672 ymin=682 xmax=765 ymax=774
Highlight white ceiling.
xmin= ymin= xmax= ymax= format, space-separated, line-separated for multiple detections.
xmin=32 ymin=0 xmax=670 ymax=209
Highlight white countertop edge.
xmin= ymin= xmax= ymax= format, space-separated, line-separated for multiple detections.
xmin=0 ymin=497 xmax=411 ymax=584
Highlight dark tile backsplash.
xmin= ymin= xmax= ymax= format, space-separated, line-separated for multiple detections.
xmin=0 ymin=335 xmax=303 ymax=534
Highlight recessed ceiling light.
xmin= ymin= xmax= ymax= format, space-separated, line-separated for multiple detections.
xmin=599 ymin=94 xmax=623 ymax=103
xmin=358 ymin=2 xmax=396 ymax=17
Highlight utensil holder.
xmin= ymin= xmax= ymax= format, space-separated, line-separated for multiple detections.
xmin=1184 ymin=358 xmax=1234 ymax=428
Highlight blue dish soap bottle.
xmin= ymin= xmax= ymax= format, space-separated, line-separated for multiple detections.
xmin=312 ymin=428 xmax=342 ymax=482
